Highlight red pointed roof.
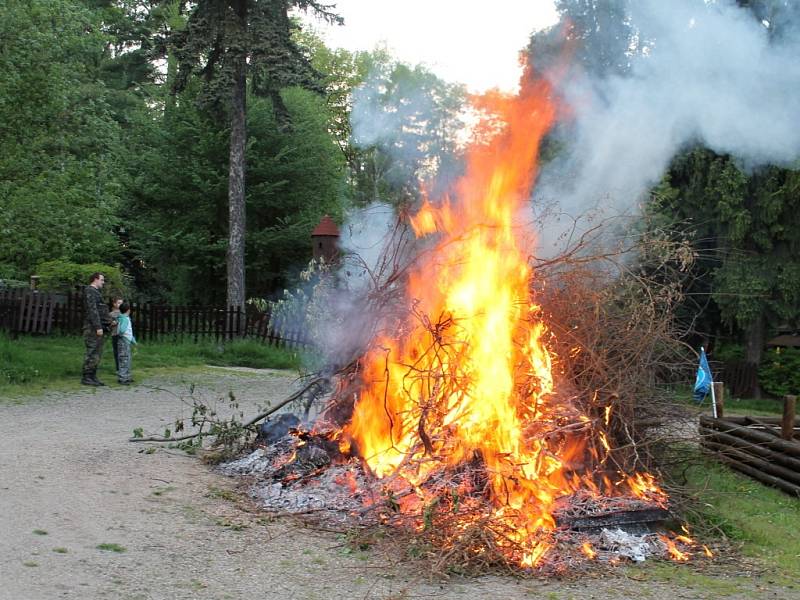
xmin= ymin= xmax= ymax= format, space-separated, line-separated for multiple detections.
xmin=312 ymin=215 xmax=340 ymax=237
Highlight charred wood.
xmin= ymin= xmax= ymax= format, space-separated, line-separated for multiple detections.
xmin=556 ymin=508 xmax=670 ymax=533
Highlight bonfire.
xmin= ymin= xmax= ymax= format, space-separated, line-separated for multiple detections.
xmin=223 ymin=60 xmax=711 ymax=573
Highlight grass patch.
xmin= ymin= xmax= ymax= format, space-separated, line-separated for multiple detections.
xmin=0 ymin=333 xmax=302 ymax=398
xmin=198 ymin=339 xmax=301 ymax=370
xmin=32 ymin=529 xmax=48 ymax=536
xmin=52 ymin=547 xmax=68 ymax=554
xmin=681 ymin=451 xmax=800 ymax=576
xmin=667 ymin=385 xmax=783 ymax=416
xmin=721 ymin=396 xmax=783 ymax=416
xmin=96 ymin=543 xmax=127 ymax=553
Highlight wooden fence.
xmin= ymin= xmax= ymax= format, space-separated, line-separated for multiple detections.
xmin=0 ymin=290 xmax=312 ymax=348
xmin=721 ymin=359 xmax=759 ymax=398
xmin=700 ymin=394 xmax=800 ymax=496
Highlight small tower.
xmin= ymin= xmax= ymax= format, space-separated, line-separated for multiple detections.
xmin=311 ymin=215 xmax=340 ymax=262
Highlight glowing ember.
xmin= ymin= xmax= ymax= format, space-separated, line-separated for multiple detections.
xmin=581 ymin=542 xmax=597 ymax=560
xmin=660 ymin=534 xmax=690 ymax=562
xmin=333 ymin=470 xmax=359 ymax=495
xmin=336 ymin=60 xmax=670 ymax=568
xmin=625 ymin=473 xmax=669 ymax=507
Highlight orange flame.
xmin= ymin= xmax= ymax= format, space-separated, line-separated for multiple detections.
xmin=341 ymin=60 xmax=668 ymax=567
xmin=672 ymin=527 xmax=713 ymax=558
xmin=581 ymin=542 xmax=597 ymax=560
xmin=625 ymin=473 xmax=669 ymax=507
xmin=660 ymin=534 xmax=690 ymax=562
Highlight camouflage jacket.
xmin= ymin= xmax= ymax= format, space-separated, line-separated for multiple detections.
xmin=84 ymin=285 xmax=111 ymax=330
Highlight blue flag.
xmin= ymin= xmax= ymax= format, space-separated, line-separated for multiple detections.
xmin=693 ymin=347 xmax=713 ymax=403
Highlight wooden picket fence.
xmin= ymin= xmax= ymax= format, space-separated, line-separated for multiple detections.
xmin=0 ymin=290 xmax=312 ymax=348
xmin=722 ymin=359 xmax=759 ymax=399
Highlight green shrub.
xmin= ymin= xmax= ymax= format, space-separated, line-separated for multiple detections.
xmin=35 ymin=260 xmax=127 ymax=296
xmin=712 ymin=342 xmax=744 ymax=362
xmin=759 ymin=347 xmax=800 ymax=397
xmin=0 ymin=278 xmax=29 ymax=290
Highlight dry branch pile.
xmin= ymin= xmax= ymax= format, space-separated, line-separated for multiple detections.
xmin=135 ymin=214 xmax=710 ymax=574
xmin=231 ymin=217 xmax=708 ymax=574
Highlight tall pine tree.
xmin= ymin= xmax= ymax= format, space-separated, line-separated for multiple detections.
xmin=171 ymin=0 xmax=340 ymax=313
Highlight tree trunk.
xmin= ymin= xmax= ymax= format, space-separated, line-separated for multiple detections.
xmin=744 ymin=313 xmax=765 ymax=399
xmin=165 ymin=51 xmax=178 ymax=114
xmin=226 ymin=53 xmax=247 ymax=321
xmin=270 ymin=90 xmax=291 ymax=133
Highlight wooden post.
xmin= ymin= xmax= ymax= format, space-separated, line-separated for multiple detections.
xmin=783 ymin=395 xmax=797 ymax=441
xmin=713 ymin=382 xmax=725 ymax=419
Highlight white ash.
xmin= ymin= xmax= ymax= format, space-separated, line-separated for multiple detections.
xmin=598 ymin=528 xmax=663 ymax=563
xmin=221 ymin=442 xmax=375 ymax=521
xmin=248 ymin=462 xmax=373 ymax=520
xmin=218 ymin=436 xmax=296 ymax=476
xmin=222 ymin=444 xmax=688 ymax=565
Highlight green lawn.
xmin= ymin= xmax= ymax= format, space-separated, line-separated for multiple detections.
xmin=0 ymin=333 xmax=303 ymax=397
xmin=676 ymin=449 xmax=800 ymax=581
xmin=720 ymin=396 xmax=784 ymax=416
xmin=670 ymin=384 xmax=784 ymax=415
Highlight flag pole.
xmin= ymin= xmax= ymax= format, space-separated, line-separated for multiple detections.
xmin=710 ymin=379 xmax=717 ymax=418
xmin=701 ymin=346 xmax=717 ymax=418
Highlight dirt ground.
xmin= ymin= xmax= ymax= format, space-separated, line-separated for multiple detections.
xmin=1 ymin=368 xmax=798 ymax=600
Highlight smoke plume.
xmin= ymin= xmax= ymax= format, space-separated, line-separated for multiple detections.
xmin=534 ymin=0 xmax=800 ymax=254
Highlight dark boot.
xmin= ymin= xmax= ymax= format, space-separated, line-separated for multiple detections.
xmin=90 ymin=370 xmax=106 ymax=386
xmin=81 ymin=372 xmax=100 ymax=386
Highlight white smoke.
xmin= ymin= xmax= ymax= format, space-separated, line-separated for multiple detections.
xmin=337 ymin=202 xmax=396 ymax=290
xmin=535 ymin=0 xmax=800 ymax=254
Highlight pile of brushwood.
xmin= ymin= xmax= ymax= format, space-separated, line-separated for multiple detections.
xmin=132 ymin=215 xmax=710 ymax=575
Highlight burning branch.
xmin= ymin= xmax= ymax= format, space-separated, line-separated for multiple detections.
xmin=218 ymin=61 xmax=708 ymax=574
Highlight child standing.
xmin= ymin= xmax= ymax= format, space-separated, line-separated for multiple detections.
xmin=109 ymin=297 xmax=123 ymax=375
xmin=116 ymin=302 xmax=137 ymax=385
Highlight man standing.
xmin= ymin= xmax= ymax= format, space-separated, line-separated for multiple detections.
xmin=82 ymin=272 xmax=112 ymax=386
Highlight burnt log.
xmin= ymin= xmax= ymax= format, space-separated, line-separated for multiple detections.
xmin=557 ymin=508 xmax=670 ymax=533
xmin=257 ymin=413 xmax=301 ymax=445
xmin=272 ymin=432 xmax=343 ymax=481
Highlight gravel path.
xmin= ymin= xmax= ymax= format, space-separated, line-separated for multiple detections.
xmin=0 ymin=369 xmax=797 ymax=600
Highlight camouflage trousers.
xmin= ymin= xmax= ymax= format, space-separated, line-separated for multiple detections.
xmin=82 ymin=327 xmax=104 ymax=375
xmin=117 ymin=337 xmax=133 ymax=383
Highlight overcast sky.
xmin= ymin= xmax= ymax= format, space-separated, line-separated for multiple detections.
xmin=300 ymin=1 xmax=559 ymax=92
